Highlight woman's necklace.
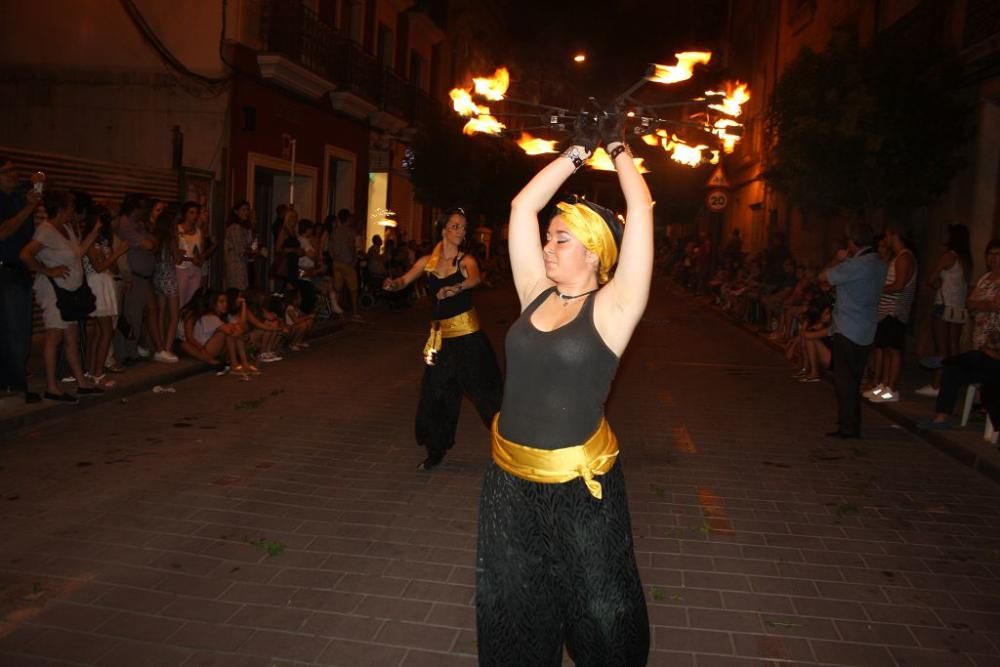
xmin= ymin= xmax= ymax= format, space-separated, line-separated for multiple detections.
xmin=555 ymin=287 xmax=599 ymax=307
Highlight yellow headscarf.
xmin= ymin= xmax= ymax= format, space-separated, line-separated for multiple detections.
xmin=555 ymin=201 xmax=619 ymax=284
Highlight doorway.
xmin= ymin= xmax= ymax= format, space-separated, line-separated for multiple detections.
xmin=247 ymin=152 xmax=317 ymax=289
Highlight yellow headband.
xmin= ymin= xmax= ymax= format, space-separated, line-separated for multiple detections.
xmin=555 ymin=201 xmax=618 ymax=284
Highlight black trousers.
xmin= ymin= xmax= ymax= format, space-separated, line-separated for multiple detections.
xmin=935 ymin=351 xmax=1000 ymax=425
xmin=414 ymin=330 xmax=502 ymax=459
xmin=831 ymin=333 xmax=870 ymax=436
xmin=0 ymin=267 xmax=33 ymax=392
xmin=476 ymin=461 xmax=649 ymax=666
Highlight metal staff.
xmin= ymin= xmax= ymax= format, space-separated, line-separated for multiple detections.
xmin=289 ymin=138 xmax=297 ymax=207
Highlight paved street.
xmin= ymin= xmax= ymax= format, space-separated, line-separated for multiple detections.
xmin=1 ymin=280 xmax=999 ymax=667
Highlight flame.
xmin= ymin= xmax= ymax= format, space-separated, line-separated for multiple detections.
xmin=516 ymin=132 xmax=558 ymax=155
xmin=648 ymin=52 xmax=712 ymax=85
xmin=712 ymin=119 xmax=742 ymax=153
xmin=473 ymin=68 xmax=510 ymax=101
xmin=587 ymin=147 xmax=649 ymax=174
xmin=462 ymin=115 xmax=505 ymax=136
xmin=641 ymin=133 xmax=660 ymax=147
xmin=450 ymin=89 xmax=489 ymax=117
xmin=662 ymin=134 xmax=710 ymax=167
xmin=706 ymin=81 xmax=750 ymax=117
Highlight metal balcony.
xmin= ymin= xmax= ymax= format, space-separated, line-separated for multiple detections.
xmin=257 ymin=0 xmax=441 ymax=129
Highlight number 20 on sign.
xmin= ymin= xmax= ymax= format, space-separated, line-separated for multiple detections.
xmin=706 ymin=189 xmax=728 ymax=212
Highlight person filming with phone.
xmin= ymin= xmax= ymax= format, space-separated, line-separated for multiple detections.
xmin=0 ymin=157 xmax=44 ymax=404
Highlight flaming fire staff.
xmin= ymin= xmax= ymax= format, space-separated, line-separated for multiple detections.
xmin=450 ymin=54 xmax=750 ymax=170
xmin=475 ymin=112 xmax=652 ymax=665
xmin=384 ymin=209 xmax=502 ymax=471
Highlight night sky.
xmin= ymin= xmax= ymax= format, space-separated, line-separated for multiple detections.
xmin=498 ymin=0 xmax=730 ymax=105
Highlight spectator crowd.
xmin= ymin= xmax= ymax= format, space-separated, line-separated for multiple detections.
xmin=0 ymin=155 xmax=453 ymax=406
xmin=660 ymin=220 xmax=1000 ymax=439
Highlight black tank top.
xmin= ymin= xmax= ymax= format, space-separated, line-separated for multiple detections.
xmin=498 ymin=287 xmax=619 ymax=449
xmin=426 ymin=256 xmax=473 ymax=319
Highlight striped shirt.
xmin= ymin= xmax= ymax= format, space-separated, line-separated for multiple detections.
xmin=878 ymin=249 xmax=917 ymax=323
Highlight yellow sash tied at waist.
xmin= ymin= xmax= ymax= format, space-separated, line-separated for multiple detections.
xmin=490 ymin=414 xmax=619 ymax=500
xmin=423 ymin=308 xmax=480 ymax=364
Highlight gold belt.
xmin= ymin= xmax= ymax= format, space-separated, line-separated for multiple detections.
xmin=423 ymin=308 xmax=480 ymax=364
xmin=490 ymin=414 xmax=619 ymax=500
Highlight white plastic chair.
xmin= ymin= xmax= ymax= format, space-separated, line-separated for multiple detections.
xmin=958 ymin=384 xmax=998 ymax=443
xmin=960 ymin=384 xmax=979 ymax=427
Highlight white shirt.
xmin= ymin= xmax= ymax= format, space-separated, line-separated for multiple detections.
xmin=34 ymin=221 xmax=82 ymax=289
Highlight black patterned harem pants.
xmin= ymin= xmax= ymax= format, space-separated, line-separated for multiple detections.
xmin=476 ymin=460 xmax=649 ymax=666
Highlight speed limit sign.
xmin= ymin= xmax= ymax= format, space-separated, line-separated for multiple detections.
xmin=706 ymin=189 xmax=728 ymax=212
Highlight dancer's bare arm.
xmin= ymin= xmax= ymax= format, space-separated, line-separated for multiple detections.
xmin=384 ymin=255 xmax=430 ymax=291
xmin=595 ymin=142 xmax=654 ymax=356
xmin=509 ymin=150 xmax=586 ymax=309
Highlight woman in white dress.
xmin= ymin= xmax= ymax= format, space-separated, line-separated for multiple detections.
xmin=176 ymin=201 xmax=204 ymax=309
xmin=83 ymin=208 xmax=127 ymax=384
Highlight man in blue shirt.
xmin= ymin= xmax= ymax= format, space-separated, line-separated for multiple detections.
xmin=0 ymin=157 xmax=42 ymax=403
xmin=820 ymin=222 xmax=888 ymax=438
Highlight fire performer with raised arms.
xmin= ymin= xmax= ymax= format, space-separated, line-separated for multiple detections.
xmin=476 ymin=113 xmax=652 ymax=665
xmin=383 ymin=208 xmax=503 ymax=471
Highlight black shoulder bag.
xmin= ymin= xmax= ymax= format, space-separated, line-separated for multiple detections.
xmin=48 ymin=267 xmax=96 ymax=321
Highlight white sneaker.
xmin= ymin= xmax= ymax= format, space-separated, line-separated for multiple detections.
xmin=153 ymin=350 xmax=179 ymax=363
xmin=914 ymin=384 xmax=939 ymax=398
xmin=863 ymin=384 xmax=885 ymax=400
xmin=874 ymin=389 xmax=900 ymax=403
xmin=61 ymin=376 xmax=77 ymax=384
xmin=137 ymin=345 xmax=151 ymax=358
xmin=258 ymin=352 xmax=282 ymax=363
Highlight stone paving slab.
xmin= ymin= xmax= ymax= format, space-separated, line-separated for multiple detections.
xmin=0 ymin=281 xmax=999 ymax=666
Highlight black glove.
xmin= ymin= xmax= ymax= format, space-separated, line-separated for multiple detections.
xmin=568 ymin=113 xmax=600 ymax=153
xmin=600 ymin=110 xmax=625 ymax=148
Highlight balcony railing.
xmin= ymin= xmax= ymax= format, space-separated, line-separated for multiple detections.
xmin=258 ymin=0 xmax=440 ymax=126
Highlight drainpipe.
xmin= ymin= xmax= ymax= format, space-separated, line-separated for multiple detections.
xmin=173 ymin=125 xmax=184 ymax=200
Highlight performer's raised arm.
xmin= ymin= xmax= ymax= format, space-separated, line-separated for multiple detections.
xmin=594 ymin=116 xmax=654 ymax=354
xmin=509 ymin=121 xmax=598 ymax=309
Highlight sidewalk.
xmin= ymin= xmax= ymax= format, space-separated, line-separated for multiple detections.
xmin=706 ymin=293 xmax=1000 ymax=484
xmin=0 ymin=316 xmax=349 ymax=435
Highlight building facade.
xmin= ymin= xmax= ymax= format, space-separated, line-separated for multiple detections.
xmin=0 ymin=0 xmax=472 ymax=286
xmin=721 ymin=0 xmax=1000 ymax=282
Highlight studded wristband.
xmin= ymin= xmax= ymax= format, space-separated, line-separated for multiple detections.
xmin=608 ymin=143 xmax=628 ymax=160
xmin=561 ymin=146 xmax=588 ymax=171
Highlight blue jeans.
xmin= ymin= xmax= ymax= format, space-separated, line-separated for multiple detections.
xmin=0 ymin=267 xmax=34 ymax=392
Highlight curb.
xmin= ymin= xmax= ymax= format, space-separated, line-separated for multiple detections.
xmin=693 ymin=291 xmax=1000 ymax=486
xmin=0 ymin=319 xmax=347 ymax=436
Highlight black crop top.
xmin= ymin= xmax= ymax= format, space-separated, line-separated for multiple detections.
xmin=426 ymin=257 xmax=474 ymax=320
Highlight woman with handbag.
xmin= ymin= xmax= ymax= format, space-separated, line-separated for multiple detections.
xmin=19 ymin=190 xmax=105 ymax=402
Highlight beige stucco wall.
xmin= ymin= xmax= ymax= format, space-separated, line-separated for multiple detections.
xmin=0 ymin=0 xmax=230 ymax=174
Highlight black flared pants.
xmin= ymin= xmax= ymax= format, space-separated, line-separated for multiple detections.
xmin=414 ymin=330 xmax=502 ymax=459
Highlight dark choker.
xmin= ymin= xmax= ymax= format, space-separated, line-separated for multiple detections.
xmin=556 ymin=287 xmax=599 ymax=303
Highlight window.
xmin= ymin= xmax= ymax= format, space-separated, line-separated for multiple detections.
xmin=410 ymin=52 xmax=425 ymax=90
xmin=377 ymin=24 xmax=394 ymax=66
